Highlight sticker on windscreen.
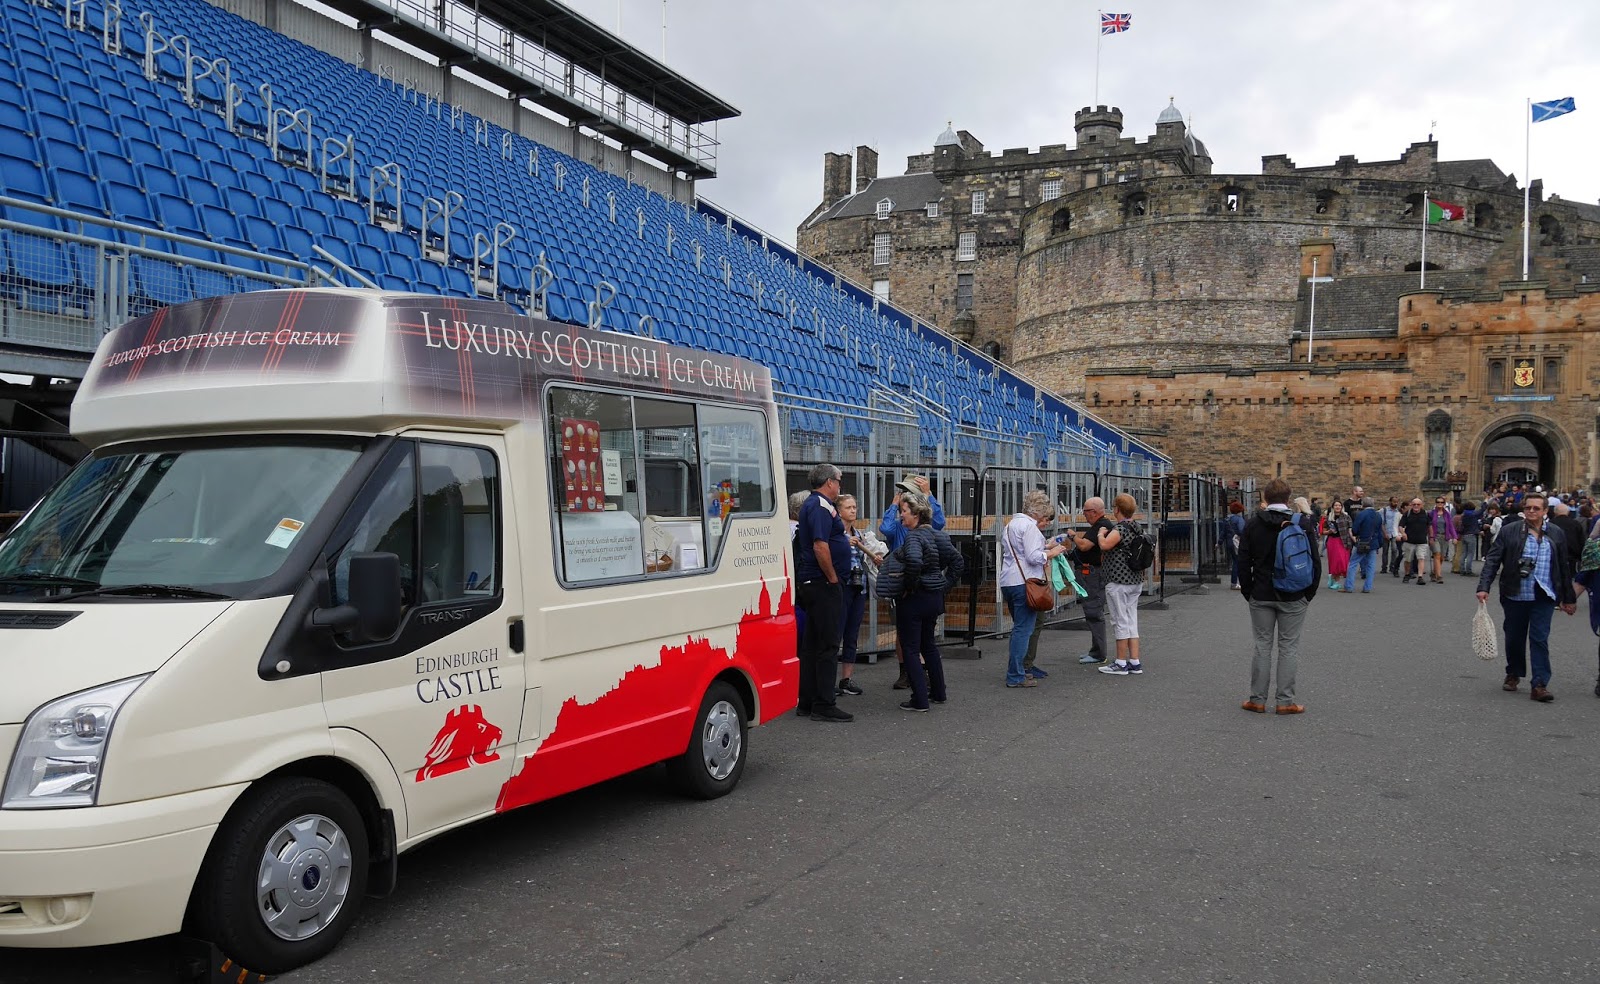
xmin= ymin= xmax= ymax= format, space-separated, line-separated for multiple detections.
xmin=265 ymin=518 xmax=306 ymax=549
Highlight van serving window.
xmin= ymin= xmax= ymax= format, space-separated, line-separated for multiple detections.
xmin=549 ymin=386 xmax=774 ymax=585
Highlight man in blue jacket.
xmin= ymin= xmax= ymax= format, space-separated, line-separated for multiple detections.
xmin=1344 ymin=496 xmax=1383 ymax=594
xmin=1476 ymin=491 xmax=1578 ymax=702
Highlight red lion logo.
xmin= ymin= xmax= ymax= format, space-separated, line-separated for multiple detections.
xmin=415 ymin=704 xmax=503 ymax=782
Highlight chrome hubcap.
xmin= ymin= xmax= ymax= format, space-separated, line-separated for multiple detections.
xmin=700 ymin=700 xmax=742 ymax=781
xmin=257 ymin=813 xmax=353 ymax=941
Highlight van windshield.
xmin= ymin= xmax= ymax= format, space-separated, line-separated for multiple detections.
xmin=0 ymin=440 xmax=365 ymax=598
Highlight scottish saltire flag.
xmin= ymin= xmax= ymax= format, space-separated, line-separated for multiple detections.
xmin=1532 ymin=97 xmax=1576 ymax=122
xmin=1101 ymin=12 xmax=1131 ymax=33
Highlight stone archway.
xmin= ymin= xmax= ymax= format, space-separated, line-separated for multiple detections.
xmin=1467 ymin=415 xmax=1574 ymax=492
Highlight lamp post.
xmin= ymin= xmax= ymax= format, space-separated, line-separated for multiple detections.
xmin=1305 ymin=255 xmax=1334 ymax=364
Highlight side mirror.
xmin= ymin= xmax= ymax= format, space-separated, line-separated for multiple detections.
xmin=311 ymin=552 xmax=403 ymax=642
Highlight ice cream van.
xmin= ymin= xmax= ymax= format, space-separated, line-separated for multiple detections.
xmin=0 ymin=289 xmax=797 ymax=972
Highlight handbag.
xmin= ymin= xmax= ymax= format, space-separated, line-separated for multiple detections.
xmin=1009 ymin=528 xmax=1055 ymax=612
xmin=1471 ymin=600 xmax=1500 ymax=661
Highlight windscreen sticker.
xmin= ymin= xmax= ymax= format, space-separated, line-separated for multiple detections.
xmin=265 ymin=518 xmax=305 ymax=549
xmin=151 ymin=537 xmax=221 ymax=545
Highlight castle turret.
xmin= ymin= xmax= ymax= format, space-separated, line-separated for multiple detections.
xmin=1074 ymin=105 xmax=1124 ymax=151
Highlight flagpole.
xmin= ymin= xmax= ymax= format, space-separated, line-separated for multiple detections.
xmin=1420 ymin=190 xmax=1428 ymax=289
xmin=1523 ymin=97 xmax=1531 ymax=281
xmin=1094 ymin=10 xmax=1102 ymax=105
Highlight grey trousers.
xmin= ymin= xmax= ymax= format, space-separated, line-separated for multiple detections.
xmin=1079 ymin=565 xmax=1110 ymax=659
xmin=1248 ymin=598 xmax=1308 ymax=704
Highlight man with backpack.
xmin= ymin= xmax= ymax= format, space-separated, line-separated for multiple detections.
xmin=1236 ymin=478 xmax=1321 ymax=715
xmin=1344 ymin=496 xmax=1383 ymax=593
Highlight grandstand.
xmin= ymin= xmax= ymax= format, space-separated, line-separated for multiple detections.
xmin=0 ymin=0 xmax=1166 ymax=515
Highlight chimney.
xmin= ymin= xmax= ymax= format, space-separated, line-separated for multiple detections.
xmin=823 ymin=151 xmax=852 ymax=205
xmin=855 ymin=145 xmax=878 ymax=193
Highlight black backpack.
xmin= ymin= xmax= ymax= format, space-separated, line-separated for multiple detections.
xmin=1122 ymin=522 xmax=1155 ymax=571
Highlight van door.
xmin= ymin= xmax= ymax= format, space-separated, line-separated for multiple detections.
xmin=319 ymin=434 xmax=525 ymax=837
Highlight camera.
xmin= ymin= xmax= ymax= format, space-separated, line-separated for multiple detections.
xmin=1517 ymin=556 xmax=1536 ymax=578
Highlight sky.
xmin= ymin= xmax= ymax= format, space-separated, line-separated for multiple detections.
xmin=565 ymin=0 xmax=1599 ymax=242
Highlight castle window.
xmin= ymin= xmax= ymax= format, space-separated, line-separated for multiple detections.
xmin=1124 ymin=192 xmax=1148 ymax=218
xmin=956 ymin=273 xmax=974 ymax=311
xmin=873 ymin=233 xmax=890 ymax=266
xmin=957 ymin=232 xmax=977 ymax=261
xmin=1041 ymin=178 xmax=1063 ymax=202
xmin=1538 ymin=214 xmax=1564 ymax=245
xmin=1050 ymin=208 xmax=1072 ymax=234
xmin=1474 ymin=202 xmax=1494 ymax=228
xmin=1402 ymin=193 xmax=1423 ymax=218
xmin=875 ymin=198 xmax=892 ymax=220
xmin=925 ymin=201 xmax=940 ymax=218
xmin=1487 ymin=358 xmax=1506 ymax=394
xmin=1223 ymin=188 xmax=1242 ymax=212
xmin=1315 ymin=190 xmax=1336 ymax=214
xmin=971 ymin=191 xmax=986 ymax=215
xmin=873 ymin=279 xmax=890 ymax=302
xmin=1541 ymin=357 xmax=1561 ymax=394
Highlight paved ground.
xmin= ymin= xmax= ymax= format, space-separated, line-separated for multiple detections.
xmin=9 ymin=571 xmax=1600 ymax=983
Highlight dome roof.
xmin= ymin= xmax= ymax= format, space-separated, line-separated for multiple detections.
xmin=935 ymin=121 xmax=961 ymax=147
xmin=1156 ymin=98 xmax=1184 ymax=125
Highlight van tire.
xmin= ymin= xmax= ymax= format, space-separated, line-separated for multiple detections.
xmin=194 ymin=776 xmax=370 ymax=974
xmin=666 ymin=681 xmax=747 ymax=799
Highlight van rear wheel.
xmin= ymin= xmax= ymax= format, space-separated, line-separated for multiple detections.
xmin=667 ymin=681 xmax=747 ymax=799
xmin=194 ymin=776 xmax=370 ymax=974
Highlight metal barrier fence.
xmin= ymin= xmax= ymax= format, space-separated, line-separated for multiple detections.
xmin=1 ymin=197 xmax=323 ymax=351
xmin=1154 ymin=473 xmax=1257 ymax=596
xmin=0 ymin=430 xmax=86 ymax=529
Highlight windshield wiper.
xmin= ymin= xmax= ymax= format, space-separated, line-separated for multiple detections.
xmin=54 ymin=583 xmax=234 ymax=601
xmin=0 ymin=573 xmax=102 ymax=590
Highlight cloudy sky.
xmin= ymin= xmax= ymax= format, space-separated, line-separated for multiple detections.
xmin=567 ymin=0 xmax=1598 ymax=240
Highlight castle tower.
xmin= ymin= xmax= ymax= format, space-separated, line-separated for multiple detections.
xmin=1074 ymin=105 xmax=1124 ymax=151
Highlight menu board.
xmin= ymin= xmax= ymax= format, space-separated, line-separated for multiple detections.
xmin=560 ymin=417 xmax=603 ymax=512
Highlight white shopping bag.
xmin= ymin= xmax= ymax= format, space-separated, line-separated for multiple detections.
xmin=1471 ymin=600 xmax=1500 ymax=662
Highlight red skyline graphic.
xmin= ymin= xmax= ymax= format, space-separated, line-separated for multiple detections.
xmin=495 ymin=576 xmax=796 ymax=812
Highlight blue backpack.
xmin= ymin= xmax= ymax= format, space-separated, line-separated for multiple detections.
xmin=1272 ymin=515 xmax=1316 ymax=592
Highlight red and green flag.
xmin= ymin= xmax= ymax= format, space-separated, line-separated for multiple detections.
xmin=1427 ymin=199 xmax=1465 ymax=223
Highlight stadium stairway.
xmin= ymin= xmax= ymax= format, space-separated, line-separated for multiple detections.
xmin=0 ymin=0 xmax=1150 ymax=463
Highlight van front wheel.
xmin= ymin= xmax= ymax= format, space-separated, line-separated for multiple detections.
xmin=194 ymin=776 xmax=370 ymax=974
xmin=666 ymin=681 xmax=747 ymax=799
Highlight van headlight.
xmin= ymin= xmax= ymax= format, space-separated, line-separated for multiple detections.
xmin=3 ymin=676 xmax=148 ymax=809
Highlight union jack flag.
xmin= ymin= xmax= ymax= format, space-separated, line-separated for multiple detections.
xmin=1101 ymin=12 xmax=1131 ymax=33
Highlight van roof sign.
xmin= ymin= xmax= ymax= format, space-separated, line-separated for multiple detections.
xmin=74 ymin=290 xmax=774 ymax=444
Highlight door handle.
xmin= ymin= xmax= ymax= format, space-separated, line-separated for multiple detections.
xmin=509 ymin=619 xmax=525 ymax=654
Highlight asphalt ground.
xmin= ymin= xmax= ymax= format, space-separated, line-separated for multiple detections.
xmin=9 ymin=570 xmax=1600 ymax=983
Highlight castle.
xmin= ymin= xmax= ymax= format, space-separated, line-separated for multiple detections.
xmin=799 ymin=104 xmax=1600 ymax=499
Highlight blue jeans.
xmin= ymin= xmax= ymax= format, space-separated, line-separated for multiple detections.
xmin=1501 ymin=597 xmax=1556 ymax=687
xmin=1343 ymin=548 xmax=1376 ymax=592
xmin=1002 ymin=584 xmax=1037 ymax=685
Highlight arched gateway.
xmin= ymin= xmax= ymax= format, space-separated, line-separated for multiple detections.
xmin=1468 ymin=415 xmax=1574 ymax=492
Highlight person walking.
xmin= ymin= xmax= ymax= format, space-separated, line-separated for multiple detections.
xmin=1574 ymin=524 xmax=1600 ymax=699
xmin=895 ymin=494 xmax=964 ymax=711
xmin=1381 ymin=496 xmax=1404 ymax=577
xmin=1344 ymin=496 xmax=1382 ymax=593
xmin=1476 ymin=491 xmax=1578 ymax=702
xmin=1550 ymin=499 xmax=1586 ymax=576
xmin=1399 ymin=498 xmax=1431 ymax=585
xmin=1238 ymin=478 xmax=1321 ymax=714
xmin=1322 ymin=499 xmax=1351 ymax=590
xmin=794 ymin=463 xmax=853 ymax=723
xmin=1224 ymin=500 xmax=1247 ymax=590
xmin=1096 ymin=493 xmax=1148 ymax=676
xmin=999 ymin=489 xmax=1069 ymax=688
xmin=1429 ymin=496 xmax=1458 ymax=583
xmin=880 ymin=474 xmax=947 ymax=689
xmin=1456 ymin=501 xmax=1483 ymax=577
xmin=1071 ymin=496 xmax=1116 ymax=666
xmin=834 ymin=494 xmax=876 ymax=698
